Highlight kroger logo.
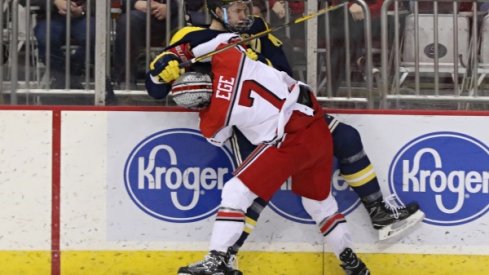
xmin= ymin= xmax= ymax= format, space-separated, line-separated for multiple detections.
xmin=269 ymin=163 xmax=361 ymax=224
xmin=124 ymin=129 xmax=235 ymax=223
xmin=389 ymin=132 xmax=489 ymax=226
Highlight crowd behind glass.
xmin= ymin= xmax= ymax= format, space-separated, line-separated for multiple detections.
xmin=3 ymin=0 xmax=489 ymax=107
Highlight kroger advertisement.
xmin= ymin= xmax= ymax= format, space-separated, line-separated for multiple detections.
xmin=105 ymin=111 xmax=489 ymax=254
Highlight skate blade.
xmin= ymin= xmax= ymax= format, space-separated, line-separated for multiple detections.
xmin=378 ymin=210 xmax=425 ymax=240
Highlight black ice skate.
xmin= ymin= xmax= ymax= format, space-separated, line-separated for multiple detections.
xmin=339 ymin=247 xmax=370 ymax=275
xmin=177 ymin=250 xmax=242 ymax=275
xmin=365 ymin=194 xmax=425 ymax=240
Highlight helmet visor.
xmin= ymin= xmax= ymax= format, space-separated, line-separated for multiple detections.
xmin=221 ymin=0 xmax=254 ymax=32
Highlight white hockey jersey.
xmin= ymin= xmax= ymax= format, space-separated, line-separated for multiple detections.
xmin=199 ymin=37 xmax=314 ymax=146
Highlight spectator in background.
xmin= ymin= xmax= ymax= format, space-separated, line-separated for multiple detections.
xmin=267 ymin=0 xmax=307 ymax=79
xmin=416 ymin=1 xmax=473 ymax=13
xmin=482 ymin=2 xmax=489 ymax=12
xmin=113 ymin=0 xmax=178 ymax=89
xmin=268 ymin=0 xmax=304 ymax=41
xmin=319 ymin=0 xmax=384 ymax=96
xmin=267 ymin=1 xmax=390 ymax=93
xmin=185 ymin=0 xmax=207 ymax=26
xmin=19 ymin=0 xmax=95 ymax=89
xmin=252 ymin=0 xmax=267 ymax=17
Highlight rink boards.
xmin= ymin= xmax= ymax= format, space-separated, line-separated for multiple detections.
xmin=0 ymin=107 xmax=488 ymax=275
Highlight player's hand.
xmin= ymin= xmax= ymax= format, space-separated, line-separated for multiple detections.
xmin=349 ymin=4 xmax=364 ymax=21
xmin=245 ymin=48 xmax=258 ymax=61
xmin=149 ymin=53 xmax=184 ymax=83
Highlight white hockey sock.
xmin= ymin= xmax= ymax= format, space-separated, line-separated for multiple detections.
xmin=302 ymin=196 xmax=353 ymax=258
xmin=321 ymin=216 xmax=352 ymax=258
xmin=209 ymin=177 xmax=257 ymax=252
xmin=209 ymin=212 xmax=246 ymax=252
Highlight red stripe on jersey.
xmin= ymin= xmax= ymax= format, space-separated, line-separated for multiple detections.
xmin=320 ymin=213 xmax=346 ymax=236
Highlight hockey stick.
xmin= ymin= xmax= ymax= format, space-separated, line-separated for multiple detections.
xmin=179 ymin=2 xmax=348 ymax=68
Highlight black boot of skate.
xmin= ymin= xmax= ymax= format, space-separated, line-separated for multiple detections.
xmin=339 ymin=247 xmax=369 ymax=275
xmin=364 ymin=194 xmax=425 ymax=240
xmin=177 ymin=250 xmax=242 ymax=275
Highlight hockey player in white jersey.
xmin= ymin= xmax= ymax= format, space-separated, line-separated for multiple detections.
xmin=176 ymin=34 xmax=369 ymax=275
xmin=148 ymin=0 xmax=424 ymax=244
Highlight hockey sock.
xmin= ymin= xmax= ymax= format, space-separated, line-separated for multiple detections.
xmin=230 ymin=197 xmax=268 ymax=253
xmin=302 ymin=196 xmax=352 ymax=257
xmin=330 ymin=122 xmax=381 ymax=199
xmin=320 ymin=213 xmax=352 ymax=258
xmin=209 ymin=208 xmax=246 ymax=252
xmin=209 ymin=177 xmax=257 ymax=252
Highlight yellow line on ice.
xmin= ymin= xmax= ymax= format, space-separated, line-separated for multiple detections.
xmin=1 ymin=251 xmax=488 ymax=274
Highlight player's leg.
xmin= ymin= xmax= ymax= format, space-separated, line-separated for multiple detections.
xmin=228 ymin=196 xmax=267 ymax=254
xmin=326 ymin=114 xmax=424 ymax=240
xmin=178 ymin=177 xmax=256 ymax=275
xmin=179 ymin=141 xmax=291 ymax=275
xmin=228 ymin=129 xmax=269 ymax=259
xmin=302 ymin=196 xmax=369 ymax=275
xmin=291 ymin=120 xmax=369 ymax=275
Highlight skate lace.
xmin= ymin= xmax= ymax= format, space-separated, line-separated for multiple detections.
xmin=383 ymin=194 xmax=406 ymax=219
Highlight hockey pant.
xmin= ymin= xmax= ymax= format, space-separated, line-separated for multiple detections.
xmin=228 ymin=114 xmax=382 ymax=252
xmin=232 ymin=115 xmax=382 ymax=200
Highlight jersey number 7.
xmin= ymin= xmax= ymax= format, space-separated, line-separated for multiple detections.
xmin=238 ymin=80 xmax=284 ymax=109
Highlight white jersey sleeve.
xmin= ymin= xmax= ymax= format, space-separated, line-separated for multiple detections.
xmin=192 ymin=33 xmax=240 ymax=63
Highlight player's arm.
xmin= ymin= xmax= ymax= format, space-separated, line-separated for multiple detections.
xmin=146 ymin=26 xmax=216 ymax=99
xmin=146 ymin=51 xmax=184 ymax=99
xmin=204 ymin=126 xmax=234 ymax=147
xmin=145 ymin=39 xmax=196 ymax=99
xmin=199 ymin=42 xmax=246 ymax=146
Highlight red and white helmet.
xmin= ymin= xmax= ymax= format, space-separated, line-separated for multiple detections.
xmin=171 ymin=72 xmax=213 ymax=110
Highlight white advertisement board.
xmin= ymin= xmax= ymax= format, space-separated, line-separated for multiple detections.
xmin=0 ymin=111 xmax=52 ymax=250
xmin=58 ymin=111 xmax=489 ymax=255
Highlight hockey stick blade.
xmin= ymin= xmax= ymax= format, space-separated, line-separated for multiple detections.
xmin=179 ymin=2 xmax=348 ymax=68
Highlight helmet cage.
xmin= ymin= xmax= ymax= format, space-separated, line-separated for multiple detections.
xmin=207 ymin=0 xmax=254 ymax=32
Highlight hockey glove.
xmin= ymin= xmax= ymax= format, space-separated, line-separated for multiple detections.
xmin=149 ymin=52 xmax=184 ymax=83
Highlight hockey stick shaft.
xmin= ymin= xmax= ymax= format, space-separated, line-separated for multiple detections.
xmin=179 ymin=2 xmax=348 ymax=68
